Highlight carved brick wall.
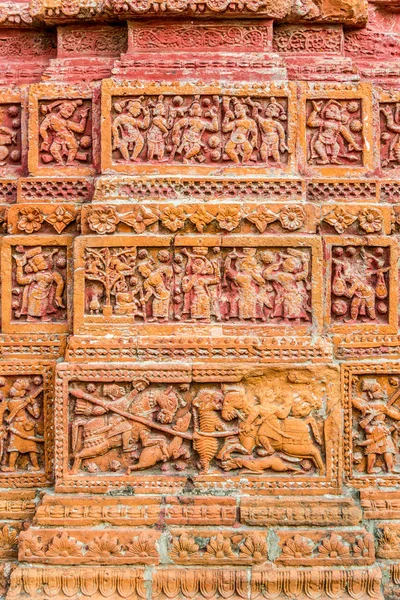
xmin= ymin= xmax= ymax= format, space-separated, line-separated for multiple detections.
xmin=1 ymin=0 xmax=400 ymax=598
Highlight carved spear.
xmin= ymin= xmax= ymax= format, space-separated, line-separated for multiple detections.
xmin=69 ymin=388 xmax=193 ymax=440
xmin=69 ymin=388 xmax=238 ymax=440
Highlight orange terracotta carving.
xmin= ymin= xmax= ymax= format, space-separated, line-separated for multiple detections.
xmin=0 ymin=1 xmax=399 ymax=597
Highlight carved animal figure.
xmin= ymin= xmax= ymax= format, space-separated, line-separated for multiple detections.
xmin=70 ymin=384 xmax=184 ymax=473
xmin=219 ymin=389 xmax=325 ymax=474
xmin=193 ymin=389 xmax=225 ymax=473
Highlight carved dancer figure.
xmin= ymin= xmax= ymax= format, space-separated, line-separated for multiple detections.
xmin=1 ymin=379 xmax=43 ymax=472
xmin=250 ymin=97 xmax=289 ymax=165
xmin=112 ymin=98 xmax=150 ymax=162
xmin=222 ymin=98 xmax=258 ymax=163
xmin=352 ymin=379 xmax=400 ymax=474
xmin=307 ymin=100 xmax=361 ymax=164
xmin=39 ymin=100 xmax=90 ymax=165
xmin=171 ymin=96 xmax=218 ymax=163
xmin=14 ymin=247 xmax=65 ymax=322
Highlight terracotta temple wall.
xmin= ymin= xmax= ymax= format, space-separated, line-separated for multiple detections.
xmin=0 ymin=0 xmax=400 ymax=597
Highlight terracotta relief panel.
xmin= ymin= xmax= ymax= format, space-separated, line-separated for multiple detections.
xmin=379 ymin=89 xmax=400 ymax=173
xmin=0 ymin=363 xmax=53 ymax=488
xmin=343 ymin=363 xmax=400 ymax=487
xmin=28 ymin=83 xmax=98 ymax=176
xmin=324 ymin=236 xmax=398 ymax=334
xmin=101 ymin=81 xmax=296 ymax=175
xmin=0 ymin=3 xmax=399 ymax=597
xmin=298 ymin=83 xmax=373 ymax=177
xmin=54 ymin=363 xmax=340 ymax=494
xmin=73 ymin=235 xmax=322 ymax=336
xmin=0 ymin=88 xmax=24 ymax=176
xmin=1 ymin=235 xmax=73 ymax=333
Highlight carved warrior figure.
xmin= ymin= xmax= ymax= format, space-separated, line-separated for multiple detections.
xmin=84 ymin=246 xmax=311 ymax=324
xmin=331 ymin=246 xmax=389 ymax=324
xmin=111 ymin=95 xmax=290 ymax=165
xmin=217 ymin=387 xmax=324 ymax=474
xmin=68 ymin=376 xmax=325 ymax=477
xmin=352 ymin=378 xmax=400 ymax=474
xmin=39 ymin=99 xmax=91 ymax=165
xmin=0 ymin=377 xmax=43 ymax=473
xmin=12 ymin=246 xmax=66 ymax=322
xmin=307 ymin=99 xmax=362 ymax=165
xmin=69 ymin=381 xmax=190 ymax=473
xmin=380 ymin=103 xmax=400 ymax=167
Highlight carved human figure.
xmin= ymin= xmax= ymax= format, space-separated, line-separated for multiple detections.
xmin=181 ymin=247 xmax=221 ymax=322
xmin=250 ymin=97 xmax=289 ymax=165
xmin=224 ymin=248 xmax=264 ymax=321
xmin=222 ymin=98 xmax=258 ymax=164
xmin=218 ymin=387 xmax=325 ymax=474
xmin=171 ymin=96 xmax=218 ymax=163
xmin=352 ymin=378 xmax=400 ymax=474
xmin=181 ymin=256 xmax=221 ymax=322
xmin=0 ymin=378 xmax=43 ymax=472
xmin=112 ymin=98 xmax=150 ymax=162
xmin=147 ymin=96 xmax=169 ymax=161
xmin=137 ymin=250 xmax=173 ymax=321
xmin=70 ymin=381 xmax=188 ymax=473
xmin=262 ymin=249 xmax=310 ymax=321
xmin=331 ymin=246 xmax=389 ymax=323
xmin=380 ymin=103 xmax=400 ymax=167
xmin=113 ymin=278 xmax=142 ymax=317
xmin=307 ymin=100 xmax=362 ymax=165
xmin=13 ymin=247 xmax=65 ymax=322
xmin=39 ymin=100 xmax=90 ymax=165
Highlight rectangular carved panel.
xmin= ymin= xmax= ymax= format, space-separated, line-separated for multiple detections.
xmin=0 ymin=362 xmax=53 ymax=488
xmin=73 ymin=235 xmax=322 ymax=336
xmin=101 ymin=80 xmax=296 ymax=175
xmin=54 ymin=363 xmax=340 ymax=494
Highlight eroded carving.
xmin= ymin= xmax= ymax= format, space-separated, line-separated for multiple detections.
xmin=61 ymin=367 xmax=334 ymax=484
